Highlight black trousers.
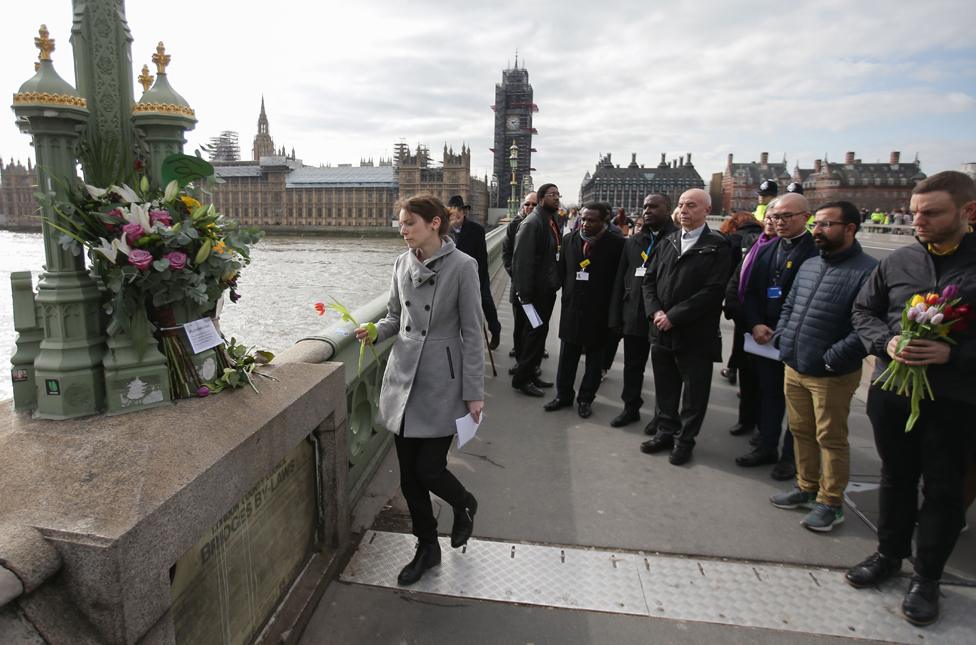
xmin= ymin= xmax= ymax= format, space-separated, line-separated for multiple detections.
xmin=511 ymin=301 xmax=526 ymax=358
xmin=394 ymin=434 xmax=468 ymax=543
xmin=650 ymin=344 xmax=713 ymax=446
xmin=621 ymin=334 xmax=651 ymax=413
xmin=482 ymin=294 xmax=501 ymax=336
xmin=555 ymin=340 xmax=605 ymax=404
xmin=512 ymin=292 xmax=556 ymax=386
xmin=737 ymin=351 xmax=760 ymax=429
xmin=756 ymin=356 xmax=793 ymax=460
xmin=867 ymin=386 xmax=973 ymax=580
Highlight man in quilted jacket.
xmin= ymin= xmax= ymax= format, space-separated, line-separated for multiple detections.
xmin=768 ymin=201 xmax=877 ymax=532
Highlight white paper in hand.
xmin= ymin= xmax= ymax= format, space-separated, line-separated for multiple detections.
xmin=522 ymin=303 xmax=543 ymax=329
xmin=743 ymin=332 xmax=781 ymax=361
xmin=456 ymin=412 xmax=482 ymax=449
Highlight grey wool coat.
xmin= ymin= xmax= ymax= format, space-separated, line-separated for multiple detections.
xmin=373 ymin=238 xmax=486 ymax=438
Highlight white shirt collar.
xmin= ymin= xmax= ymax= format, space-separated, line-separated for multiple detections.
xmin=680 ymin=224 xmax=706 ymax=253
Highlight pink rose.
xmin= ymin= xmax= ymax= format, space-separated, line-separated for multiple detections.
xmin=123 ymin=223 xmax=145 ymax=244
xmin=149 ymin=209 xmax=172 ymax=227
xmin=164 ymin=251 xmax=188 ymax=270
xmin=128 ymin=249 xmax=153 ymax=271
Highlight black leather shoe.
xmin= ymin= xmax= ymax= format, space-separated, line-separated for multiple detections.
xmin=543 ymin=350 xmax=549 ymax=359
xmin=611 ymin=409 xmax=640 ymax=428
xmin=902 ymin=575 xmax=940 ymax=626
xmin=509 ymin=349 xmax=517 ymax=357
xmin=397 ymin=541 xmax=441 ymax=586
xmin=532 ymin=377 xmax=554 ymax=388
xmin=669 ymin=443 xmax=693 ymax=465
xmin=451 ymin=493 xmax=477 ymax=548
xmin=770 ymin=457 xmax=796 ymax=481
xmin=488 ymin=332 xmax=500 ymax=350
xmin=736 ymin=447 xmax=779 ymax=467
xmin=728 ymin=423 xmax=755 ymax=436
xmin=845 ymin=552 xmax=902 ymax=589
xmin=544 ymin=397 xmax=572 ymax=411
xmin=721 ymin=367 xmax=737 ymax=385
xmin=508 ymin=365 xmax=517 ymax=375
xmin=577 ymin=401 xmax=592 ymax=418
xmin=514 ymin=382 xmax=545 ymax=397
xmin=644 ymin=417 xmax=659 ymax=436
xmin=749 ymin=431 xmax=761 ymax=446
xmin=640 ymin=434 xmax=674 ymax=454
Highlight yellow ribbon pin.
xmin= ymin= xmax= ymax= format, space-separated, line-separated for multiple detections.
xmin=580 ymin=259 xmax=591 ymax=269
xmin=641 ymin=251 xmax=648 ymax=262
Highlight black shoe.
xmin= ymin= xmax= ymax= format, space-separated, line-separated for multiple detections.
xmin=514 ymin=382 xmax=545 ymax=397
xmin=488 ymin=332 xmax=500 ymax=351
xmin=611 ymin=409 xmax=640 ymax=428
xmin=451 ymin=493 xmax=477 ymax=548
xmin=845 ymin=552 xmax=902 ymax=589
xmin=644 ymin=417 xmax=659 ymax=436
xmin=577 ymin=401 xmax=592 ymax=418
xmin=544 ymin=397 xmax=572 ymax=411
xmin=669 ymin=443 xmax=693 ymax=465
xmin=749 ymin=431 xmax=761 ymax=446
xmin=770 ymin=457 xmax=796 ymax=481
xmin=397 ymin=541 xmax=441 ymax=586
xmin=543 ymin=350 xmax=549 ymax=359
xmin=728 ymin=423 xmax=755 ymax=436
xmin=735 ymin=447 xmax=779 ymax=467
xmin=508 ymin=365 xmax=517 ymax=375
xmin=532 ymin=377 xmax=554 ymax=388
xmin=721 ymin=367 xmax=737 ymax=385
xmin=902 ymin=575 xmax=940 ymax=626
xmin=640 ymin=434 xmax=674 ymax=454
xmin=509 ymin=349 xmax=516 ymax=357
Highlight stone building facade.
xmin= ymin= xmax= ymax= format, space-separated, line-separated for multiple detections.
xmin=0 ymin=158 xmax=39 ymax=229
xmin=799 ymin=151 xmax=925 ymax=212
xmin=396 ymin=143 xmax=489 ymax=224
xmin=579 ymin=152 xmax=705 ymax=214
xmin=722 ymin=152 xmax=791 ymax=213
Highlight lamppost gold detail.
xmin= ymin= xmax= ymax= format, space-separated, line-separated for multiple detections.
xmin=35 ymin=24 xmax=55 ymax=61
xmin=138 ymin=64 xmax=154 ymax=92
xmin=152 ymin=41 xmax=170 ymax=74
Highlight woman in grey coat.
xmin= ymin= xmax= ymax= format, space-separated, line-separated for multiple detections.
xmin=356 ymin=194 xmax=485 ymax=586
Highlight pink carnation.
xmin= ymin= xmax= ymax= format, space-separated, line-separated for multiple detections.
xmin=164 ymin=251 xmax=188 ymax=270
xmin=149 ymin=209 xmax=172 ymax=227
xmin=123 ymin=222 xmax=145 ymax=244
xmin=128 ymin=249 xmax=153 ymax=271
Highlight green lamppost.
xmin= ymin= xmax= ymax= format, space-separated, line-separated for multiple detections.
xmin=11 ymin=26 xmax=107 ymax=419
xmin=508 ymin=141 xmax=519 ymax=218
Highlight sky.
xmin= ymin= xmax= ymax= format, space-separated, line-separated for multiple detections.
xmin=2 ymin=0 xmax=974 ymax=204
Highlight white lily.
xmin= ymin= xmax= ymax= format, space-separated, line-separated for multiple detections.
xmin=85 ymin=184 xmax=108 ymax=199
xmin=164 ymin=180 xmax=180 ymax=203
xmin=108 ymin=183 xmax=141 ymax=205
xmin=94 ymin=235 xmax=132 ymax=264
xmin=123 ymin=203 xmax=152 ymax=230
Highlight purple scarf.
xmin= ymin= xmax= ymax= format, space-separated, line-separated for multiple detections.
xmin=737 ymin=233 xmax=777 ymax=302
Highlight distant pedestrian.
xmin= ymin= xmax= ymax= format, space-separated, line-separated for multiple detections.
xmin=544 ymin=203 xmax=624 ymax=418
xmin=358 ymin=194 xmax=484 ymax=586
xmin=448 ymin=195 xmax=501 ymax=350
xmin=640 ymin=189 xmax=730 ymax=465
xmin=768 ymin=201 xmax=878 ymax=532
xmin=502 ymin=192 xmax=537 ymax=363
xmin=754 ymin=179 xmax=778 ymax=221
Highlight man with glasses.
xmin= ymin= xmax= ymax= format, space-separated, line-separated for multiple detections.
xmin=768 ymin=201 xmax=877 ymax=532
xmin=511 ymin=184 xmax=563 ymax=396
xmin=736 ymin=192 xmax=817 ymax=479
xmin=503 ymin=192 xmax=538 ymax=362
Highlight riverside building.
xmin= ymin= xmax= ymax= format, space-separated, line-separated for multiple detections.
xmin=578 ymin=152 xmax=705 ymax=214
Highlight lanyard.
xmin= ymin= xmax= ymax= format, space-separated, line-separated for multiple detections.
xmin=641 ymin=237 xmax=655 ymax=264
xmin=548 ymin=216 xmax=561 ymax=251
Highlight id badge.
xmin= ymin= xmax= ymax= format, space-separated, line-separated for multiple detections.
xmin=767 ymin=286 xmax=783 ymax=299
xmin=576 ymin=271 xmax=590 ymax=281
xmin=634 ymin=267 xmax=647 ymax=277
xmin=555 ymin=250 xmax=560 ymax=262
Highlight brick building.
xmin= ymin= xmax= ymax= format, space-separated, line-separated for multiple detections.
xmin=800 ymin=151 xmax=925 ymax=212
xmin=579 ymin=152 xmax=705 ymax=214
xmin=0 ymin=158 xmax=38 ymax=230
xmin=722 ymin=152 xmax=791 ymax=213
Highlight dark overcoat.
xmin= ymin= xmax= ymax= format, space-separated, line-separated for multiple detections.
xmin=557 ymin=229 xmax=625 ymax=345
xmin=609 ymin=221 xmax=677 ymax=336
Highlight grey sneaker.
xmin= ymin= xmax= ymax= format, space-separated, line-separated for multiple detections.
xmin=770 ymin=486 xmax=817 ymax=510
xmin=802 ymin=503 xmax=844 ymax=532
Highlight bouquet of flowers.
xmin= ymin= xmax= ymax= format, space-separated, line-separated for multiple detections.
xmin=874 ymin=284 xmax=971 ymax=431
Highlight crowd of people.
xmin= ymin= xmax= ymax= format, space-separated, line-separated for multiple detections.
xmin=358 ymin=171 xmax=975 ymax=627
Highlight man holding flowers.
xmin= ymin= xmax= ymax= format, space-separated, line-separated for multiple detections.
xmin=849 ymin=171 xmax=976 ymax=626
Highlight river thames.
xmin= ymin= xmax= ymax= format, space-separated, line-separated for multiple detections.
xmin=0 ymin=231 xmax=406 ymax=401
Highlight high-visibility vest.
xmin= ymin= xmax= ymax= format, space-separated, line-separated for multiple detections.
xmin=754 ymin=203 xmax=768 ymax=221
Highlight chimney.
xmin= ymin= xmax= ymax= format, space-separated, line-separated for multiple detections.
xmin=814 ymin=159 xmax=822 ymax=173
xmin=679 ymin=155 xmax=684 ymax=166
xmin=890 ymin=151 xmax=901 ymax=165
xmin=686 ymin=153 xmax=693 ymax=165
xmin=845 ymin=151 xmax=855 ymax=165
xmin=760 ymin=152 xmax=769 ymax=165
xmin=672 ymin=160 xmax=677 ymax=169
xmin=727 ymin=153 xmax=733 ymax=169
xmin=631 ymin=152 xmax=637 ymax=164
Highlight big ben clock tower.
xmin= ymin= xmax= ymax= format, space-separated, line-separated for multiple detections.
xmin=491 ymin=55 xmax=537 ymax=209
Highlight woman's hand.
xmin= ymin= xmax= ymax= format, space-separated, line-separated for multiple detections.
xmin=354 ymin=325 xmax=372 ymax=343
xmin=466 ymin=400 xmax=484 ymax=424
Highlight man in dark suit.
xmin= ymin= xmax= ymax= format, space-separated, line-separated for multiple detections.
xmin=502 ymin=192 xmax=538 ymax=362
xmin=448 ymin=195 xmax=501 ymax=350
xmin=736 ymin=192 xmax=817 ymax=479
xmin=608 ymin=192 xmax=675 ymax=429
xmin=543 ymin=203 xmax=625 ymax=418
xmin=641 ymin=189 xmax=730 ymax=465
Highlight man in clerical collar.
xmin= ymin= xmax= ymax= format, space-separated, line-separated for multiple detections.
xmin=736 ymin=193 xmax=817 ymax=479
xmin=447 ymin=195 xmax=501 ymax=349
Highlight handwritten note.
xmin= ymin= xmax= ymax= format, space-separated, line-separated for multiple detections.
xmin=183 ymin=318 xmax=224 ymax=354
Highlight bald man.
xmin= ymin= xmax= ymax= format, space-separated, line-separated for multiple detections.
xmin=641 ymin=189 xmax=731 ymax=465
xmin=736 ymin=192 xmax=818 ymax=479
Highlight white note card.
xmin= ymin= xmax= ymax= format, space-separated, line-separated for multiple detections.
xmin=743 ymin=332 xmax=781 ymax=361
xmin=456 ymin=412 xmax=483 ymax=448
xmin=183 ymin=318 xmax=224 ymax=354
xmin=522 ymin=303 xmax=544 ymax=329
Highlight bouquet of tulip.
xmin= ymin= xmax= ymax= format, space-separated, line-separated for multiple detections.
xmin=874 ymin=284 xmax=970 ymax=431
xmin=314 ymin=298 xmax=378 ymax=376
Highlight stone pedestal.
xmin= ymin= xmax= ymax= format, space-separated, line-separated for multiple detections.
xmin=9 ymin=272 xmax=43 ymax=411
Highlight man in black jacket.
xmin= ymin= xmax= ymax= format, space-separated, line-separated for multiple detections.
xmin=640 ymin=189 xmax=730 ymax=465
xmin=847 ymin=171 xmax=976 ymax=626
xmin=736 ymin=193 xmax=817 ymax=479
xmin=544 ymin=203 xmax=625 ymax=418
xmin=768 ymin=201 xmax=877 ymax=533
xmin=448 ymin=195 xmax=501 ymax=349
xmin=609 ymin=193 xmax=675 ymax=429
xmin=511 ymin=183 xmax=562 ymax=397
xmin=502 ymin=192 xmax=537 ymax=361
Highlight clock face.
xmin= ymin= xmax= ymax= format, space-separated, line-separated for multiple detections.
xmin=506 ymin=116 xmax=520 ymax=130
